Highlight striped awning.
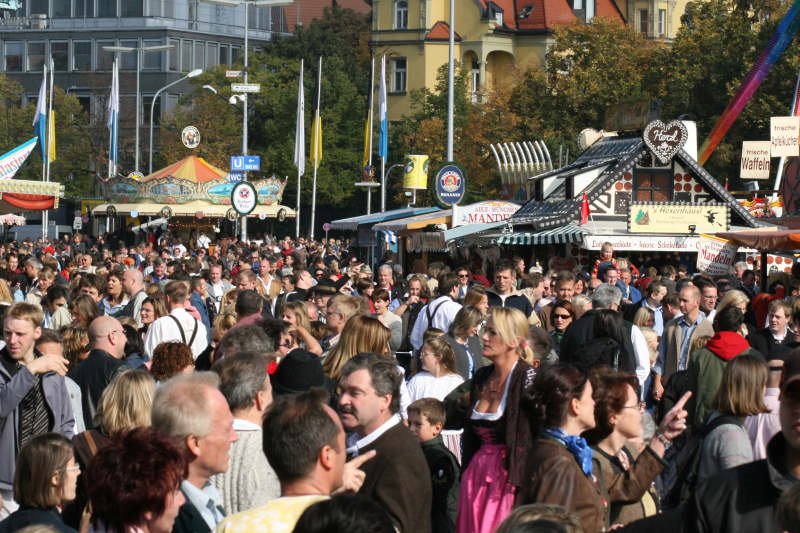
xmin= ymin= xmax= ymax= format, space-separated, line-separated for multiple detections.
xmin=496 ymin=223 xmax=586 ymax=245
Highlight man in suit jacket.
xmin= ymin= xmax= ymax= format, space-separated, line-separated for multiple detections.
xmin=653 ymin=285 xmax=713 ymax=401
xmin=152 ymin=372 xmax=238 ymax=533
xmin=338 ymin=354 xmax=433 ymax=533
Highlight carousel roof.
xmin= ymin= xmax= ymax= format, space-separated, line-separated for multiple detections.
xmin=142 ymin=156 xmax=227 ymax=183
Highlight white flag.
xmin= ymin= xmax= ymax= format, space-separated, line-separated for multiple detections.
xmin=294 ymin=60 xmax=305 ymax=177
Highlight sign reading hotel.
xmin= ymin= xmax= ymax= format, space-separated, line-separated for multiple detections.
xmin=452 ymin=201 xmax=519 ymax=227
xmin=770 ymin=116 xmax=800 ymax=157
xmin=740 ymin=141 xmax=771 ymax=180
xmin=628 ymin=202 xmax=729 ymax=234
xmin=696 ymin=234 xmax=738 ymax=276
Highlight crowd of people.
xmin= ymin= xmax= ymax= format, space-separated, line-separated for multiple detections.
xmin=0 ymin=231 xmax=798 ymax=532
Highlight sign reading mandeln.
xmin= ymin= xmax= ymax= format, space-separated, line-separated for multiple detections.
xmin=628 ymin=202 xmax=729 ymax=234
xmin=696 ymin=234 xmax=738 ymax=276
xmin=452 ymin=201 xmax=519 ymax=227
xmin=740 ymin=141 xmax=771 ymax=180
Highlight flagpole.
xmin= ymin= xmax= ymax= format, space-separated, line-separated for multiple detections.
xmin=295 ymin=59 xmax=304 ymax=240
xmin=310 ymin=56 xmax=322 ymax=242
xmin=367 ymin=54 xmax=374 ymax=216
xmin=378 ymin=54 xmax=388 ymax=212
xmin=43 ymin=56 xmax=54 ymax=242
xmin=772 ymin=67 xmax=800 ymax=202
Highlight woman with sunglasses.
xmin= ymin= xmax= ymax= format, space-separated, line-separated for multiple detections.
xmin=0 ymin=433 xmax=80 ymax=532
xmin=550 ymin=300 xmax=575 ymax=356
xmin=584 ymin=369 xmax=690 ymax=526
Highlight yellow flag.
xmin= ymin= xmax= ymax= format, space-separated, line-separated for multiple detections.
xmin=310 ymin=57 xmax=322 ymax=168
xmin=47 ymin=111 xmax=56 ymax=163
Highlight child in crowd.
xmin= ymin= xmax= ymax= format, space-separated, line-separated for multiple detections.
xmin=407 ymin=398 xmax=460 ymax=533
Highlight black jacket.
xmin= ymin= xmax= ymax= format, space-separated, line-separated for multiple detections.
xmin=172 ymin=500 xmax=212 ymax=533
xmin=486 ymin=290 xmax=533 ymax=318
xmin=686 ymin=432 xmax=796 ymax=533
xmin=748 ymin=328 xmax=797 ymax=362
xmin=559 ymin=310 xmax=637 ymax=374
xmin=67 ymin=349 xmax=130 ymax=429
xmin=421 ymin=435 xmax=459 ymax=533
xmin=0 ymin=507 xmax=75 ymax=533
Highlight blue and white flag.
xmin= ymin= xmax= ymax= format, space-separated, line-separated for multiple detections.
xmin=107 ymin=58 xmax=119 ymax=178
xmin=378 ymin=54 xmax=388 ymax=160
xmin=0 ymin=138 xmax=38 ymax=180
xmin=32 ymin=65 xmax=47 ymax=164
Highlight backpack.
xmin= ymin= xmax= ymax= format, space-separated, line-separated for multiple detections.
xmin=658 ymin=414 xmax=743 ymax=509
xmin=573 ymin=337 xmax=622 ymax=372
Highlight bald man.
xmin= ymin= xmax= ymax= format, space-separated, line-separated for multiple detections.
xmin=67 ymin=316 xmax=130 ymax=428
xmin=121 ymin=268 xmax=147 ymax=326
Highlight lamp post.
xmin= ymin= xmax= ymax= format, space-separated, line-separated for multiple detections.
xmin=103 ymin=44 xmax=173 ymax=174
xmin=202 ymin=0 xmax=293 ymax=243
xmin=149 ymin=69 xmax=203 ymax=174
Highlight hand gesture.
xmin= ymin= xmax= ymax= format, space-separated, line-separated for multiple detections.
xmin=26 ymin=352 xmax=69 ymax=377
xmin=657 ymin=391 xmax=691 ymax=441
xmin=339 ymin=450 xmax=377 ymax=493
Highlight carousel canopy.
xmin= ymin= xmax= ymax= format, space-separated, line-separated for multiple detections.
xmin=142 ymin=155 xmax=227 ymax=183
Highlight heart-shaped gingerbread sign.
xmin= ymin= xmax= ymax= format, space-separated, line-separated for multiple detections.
xmin=643 ymin=120 xmax=688 ymax=164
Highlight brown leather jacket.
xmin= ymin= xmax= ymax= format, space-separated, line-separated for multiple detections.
xmin=520 ymin=436 xmax=608 ymax=533
xmin=592 ymin=445 xmax=665 ymax=526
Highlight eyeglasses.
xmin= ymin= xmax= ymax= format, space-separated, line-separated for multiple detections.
xmin=622 ymin=401 xmax=645 ymax=412
xmin=278 ymin=341 xmax=293 ymax=348
xmin=458 ymin=274 xmax=469 ymax=278
xmin=59 ymin=464 xmax=80 ymax=474
xmin=553 ymin=314 xmax=572 ymax=320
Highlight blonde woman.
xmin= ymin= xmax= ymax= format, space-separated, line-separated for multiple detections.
xmin=715 ymin=289 xmax=751 ymax=335
xmin=281 ymin=300 xmax=323 ymax=355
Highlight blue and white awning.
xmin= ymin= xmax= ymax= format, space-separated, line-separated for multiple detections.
xmin=496 ymin=222 xmax=586 ymax=246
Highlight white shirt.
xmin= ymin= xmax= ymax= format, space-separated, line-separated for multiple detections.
xmin=409 ymin=295 xmax=462 ymax=351
xmin=407 ymin=371 xmax=464 ymax=402
xmin=346 ymin=413 xmax=402 ymax=457
xmin=144 ymin=307 xmax=208 ymax=360
xmin=630 ymin=324 xmax=651 ymax=398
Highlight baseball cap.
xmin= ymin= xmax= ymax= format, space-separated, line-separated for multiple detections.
xmin=781 ymin=350 xmax=800 ymax=394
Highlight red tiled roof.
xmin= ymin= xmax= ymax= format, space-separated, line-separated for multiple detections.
xmin=426 ymin=21 xmax=463 ymax=41
xmin=490 ymin=0 xmax=622 ymax=31
xmin=284 ymin=0 xmax=370 ymax=32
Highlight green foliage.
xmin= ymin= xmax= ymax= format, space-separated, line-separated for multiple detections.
xmin=0 ymin=76 xmax=93 ymax=197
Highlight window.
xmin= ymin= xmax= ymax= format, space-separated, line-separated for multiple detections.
xmin=639 ymin=9 xmax=648 ymax=35
xmin=194 ymin=41 xmax=204 ymax=70
xmin=206 ymin=43 xmax=218 ymax=68
xmin=96 ymin=40 xmax=115 ymax=71
xmin=51 ymin=42 xmax=69 ymax=71
xmin=163 ymin=0 xmax=174 ymax=18
xmin=634 ymin=170 xmax=672 ymax=202
xmin=231 ymin=45 xmax=242 ymax=65
xmin=4 ymin=42 xmax=23 ymax=72
xmin=147 ymin=0 xmax=161 ymax=16
xmin=393 ymin=0 xmax=408 ymax=29
xmin=98 ymin=0 xmax=117 ymax=17
xmin=120 ymin=40 xmax=139 ymax=70
xmin=658 ymin=9 xmax=666 ymax=36
xmin=143 ymin=39 xmax=164 ymax=70
xmin=121 ymin=0 xmax=143 ymax=17
xmin=168 ymin=38 xmax=180 ymax=71
xmin=182 ymin=40 xmax=192 ymax=72
xmin=391 ymin=57 xmax=406 ymax=93
xmin=74 ymin=0 xmax=94 ymax=17
xmin=27 ymin=42 xmax=45 ymax=71
xmin=470 ymin=59 xmax=480 ymax=103
xmin=218 ymin=44 xmax=230 ymax=65
xmin=52 ymin=0 xmax=70 ymax=17
xmin=73 ymin=41 xmax=92 ymax=71
xmin=29 ymin=0 xmax=47 ymax=15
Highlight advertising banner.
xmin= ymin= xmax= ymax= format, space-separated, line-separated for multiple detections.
xmin=771 ymin=116 xmax=800 ymax=157
xmin=740 ymin=141 xmax=771 ymax=179
xmin=696 ymin=234 xmax=738 ymax=276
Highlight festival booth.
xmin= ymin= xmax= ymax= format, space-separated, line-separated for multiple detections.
xmin=0 ymin=180 xmax=63 ymax=239
xmin=92 ymin=156 xmax=296 ymax=234
xmin=503 ymin=121 xmax=764 ymax=270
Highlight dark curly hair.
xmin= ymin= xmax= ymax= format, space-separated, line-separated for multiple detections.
xmin=86 ymin=427 xmax=186 ymax=531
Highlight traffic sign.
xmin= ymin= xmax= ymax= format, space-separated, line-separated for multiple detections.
xmin=322 ymin=222 xmax=331 ymax=232
xmin=230 ymin=155 xmax=260 ymax=172
xmin=225 ymin=70 xmax=242 ymax=78
xmin=231 ymin=83 xmax=260 ymax=93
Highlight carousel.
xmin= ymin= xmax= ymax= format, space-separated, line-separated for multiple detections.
xmin=92 ymin=155 xmax=296 ymax=233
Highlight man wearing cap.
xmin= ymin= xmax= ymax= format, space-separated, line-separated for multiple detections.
xmin=311 ymin=279 xmax=339 ymax=323
xmin=688 ymin=349 xmax=800 ymax=532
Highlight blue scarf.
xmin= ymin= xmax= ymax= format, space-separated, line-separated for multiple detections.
xmin=543 ymin=427 xmax=593 ymax=476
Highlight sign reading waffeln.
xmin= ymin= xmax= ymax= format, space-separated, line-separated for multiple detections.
xmin=628 ymin=202 xmax=729 ymax=234
xmin=696 ymin=234 xmax=738 ymax=276
xmin=771 ymin=116 xmax=800 ymax=157
xmin=452 ymin=201 xmax=519 ymax=227
xmin=740 ymin=141 xmax=771 ymax=179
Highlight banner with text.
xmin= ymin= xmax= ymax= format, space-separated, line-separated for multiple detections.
xmin=696 ymin=234 xmax=738 ymax=276
xmin=771 ymin=116 xmax=800 ymax=157
xmin=740 ymin=141 xmax=771 ymax=179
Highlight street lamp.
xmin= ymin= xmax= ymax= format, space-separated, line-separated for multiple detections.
xmin=104 ymin=43 xmax=174 ymax=174
xmin=202 ymin=0 xmax=293 ymax=242
xmin=149 ymin=69 xmax=203 ymax=174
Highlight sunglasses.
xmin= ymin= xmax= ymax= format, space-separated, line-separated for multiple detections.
xmin=553 ymin=314 xmax=572 ymax=319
